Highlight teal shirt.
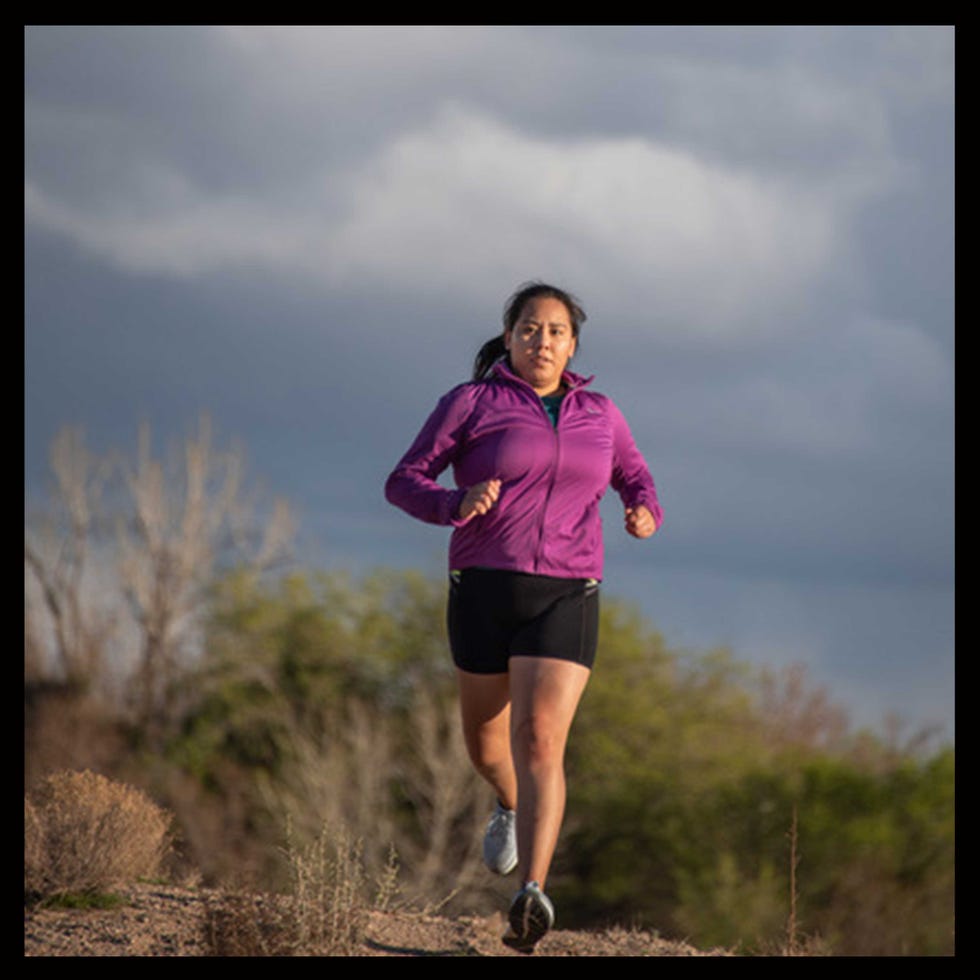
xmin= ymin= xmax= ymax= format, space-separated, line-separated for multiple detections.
xmin=541 ymin=394 xmax=563 ymax=428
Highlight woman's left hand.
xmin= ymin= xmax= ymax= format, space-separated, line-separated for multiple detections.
xmin=625 ymin=505 xmax=657 ymax=539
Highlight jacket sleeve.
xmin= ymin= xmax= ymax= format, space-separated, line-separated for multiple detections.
xmin=384 ymin=385 xmax=475 ymax=527
xmin=608 ymin=399 xmax=664 ymax=530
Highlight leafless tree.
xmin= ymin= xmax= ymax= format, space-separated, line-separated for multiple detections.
xmin=25 ymin=427 xmax=117 ymax=689
xmin=26 ymin=418 xmax=295 ymax=727
xmin=756 ymin=663 xmax=851 ymax=753
xmin=116 ymin=417 xmax=295 ymax=727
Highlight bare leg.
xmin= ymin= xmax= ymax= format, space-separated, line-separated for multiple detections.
xmin=456 ymin=668 xmax=518 ymax=811
xmin=508 ymin=656 xmax=591 ymax=889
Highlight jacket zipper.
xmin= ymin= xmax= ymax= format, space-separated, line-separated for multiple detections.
xmin=533 ymin=385 xmax=582 ymax=573
xmin=493 ymin=362 xmax=588 ymax=575
xmin=533 ymin=404 xmax=561 ymax=573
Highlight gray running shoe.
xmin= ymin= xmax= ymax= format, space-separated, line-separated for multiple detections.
xmin=502 ymin=881 xmax=555 ymax=953
xmin=482 ymin=802 xmax=518 ymax=875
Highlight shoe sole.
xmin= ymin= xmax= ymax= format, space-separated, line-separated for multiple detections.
xmin=484 ymin=852 xmax=518 ymax=875
xmin=503 ymin=891 xmax=553 ymax=953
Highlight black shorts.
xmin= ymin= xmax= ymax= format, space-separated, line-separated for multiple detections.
xmin=447 ymin=567 xmax=600 ymax=674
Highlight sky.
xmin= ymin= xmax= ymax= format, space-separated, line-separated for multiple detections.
xmin=24 ymin=25 xmax=955 ymax=742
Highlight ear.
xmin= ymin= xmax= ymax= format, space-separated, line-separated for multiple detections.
xmin=503 ymin=328 xmax=512 ymax=350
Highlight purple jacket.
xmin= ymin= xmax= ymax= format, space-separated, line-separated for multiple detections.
xmin=385 ymin=360 xmax=662 ymax=580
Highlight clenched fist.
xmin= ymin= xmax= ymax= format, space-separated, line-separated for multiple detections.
xmin=458 ymin=479 xmax=502 ymax=520
xmin=625 ymin=505 xmax=657 ymax=539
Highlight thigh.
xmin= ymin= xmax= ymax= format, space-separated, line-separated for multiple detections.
xmin=456 ymin=667 xmax=512 ymax=754
xmin=508 ymin=656 xmax=591 ymax=748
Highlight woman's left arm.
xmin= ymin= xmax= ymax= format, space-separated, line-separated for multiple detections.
xmin=624 ymin=505 xmax=657 ymax=539
xmin=608 ymin=399 xmax=663 ymax=537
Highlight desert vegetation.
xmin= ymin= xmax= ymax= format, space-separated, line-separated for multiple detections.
xmin=25 ymin=769 xmax=172 ymax=903
xmin=25 ymin=422 xmax=954 ymax=956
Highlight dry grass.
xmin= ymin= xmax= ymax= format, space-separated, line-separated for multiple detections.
xmin=203 ymin=821 xmax=377 ymax=956
xmin=288 ymin=821 xmax=367 ymax=955
xmin=25 ymin=769 xmax=172 ymax=902
xmin=771 ymin=804 xmax=830 ymax=957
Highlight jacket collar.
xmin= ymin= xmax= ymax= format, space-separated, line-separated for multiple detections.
xmin=490 ymin=357 xmax=594 ymax=394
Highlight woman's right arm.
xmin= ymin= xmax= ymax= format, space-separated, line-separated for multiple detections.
xmin=457 ymin=478 xmax=501 ymax=521
xmin=384 ymin=386 xmax=476 ymax=526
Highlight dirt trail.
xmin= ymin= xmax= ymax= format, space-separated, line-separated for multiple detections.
xmin=25 ymin=883 xmax=729 ymax=957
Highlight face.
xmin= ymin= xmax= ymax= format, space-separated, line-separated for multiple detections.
xmin=504 ymin=296 xmax=577 ymax=396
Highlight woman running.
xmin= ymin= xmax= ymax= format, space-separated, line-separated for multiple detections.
xmin=385 ymin=281 xmax=662 ymax=953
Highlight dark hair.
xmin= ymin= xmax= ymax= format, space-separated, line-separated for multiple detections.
xmin=472 ymin=281 xmax=588 ymax=381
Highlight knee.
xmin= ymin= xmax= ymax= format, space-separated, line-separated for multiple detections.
xmin=467 ymin=724 xmax=511 ymax=771
xmin=512 ymin=713 xmax=564 ymax=769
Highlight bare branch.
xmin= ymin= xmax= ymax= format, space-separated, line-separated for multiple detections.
xmin=25 ymin=428 xmax=116 ymax=686
xmin=26 ymin=418 xmax=295 ymax=725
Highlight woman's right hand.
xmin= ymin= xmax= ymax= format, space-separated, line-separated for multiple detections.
xmin=458 ymin=478 xmax=501 ymax=520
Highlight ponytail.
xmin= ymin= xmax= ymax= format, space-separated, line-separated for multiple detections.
xmin=473 ymin=335 xmax=508 ymax=381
